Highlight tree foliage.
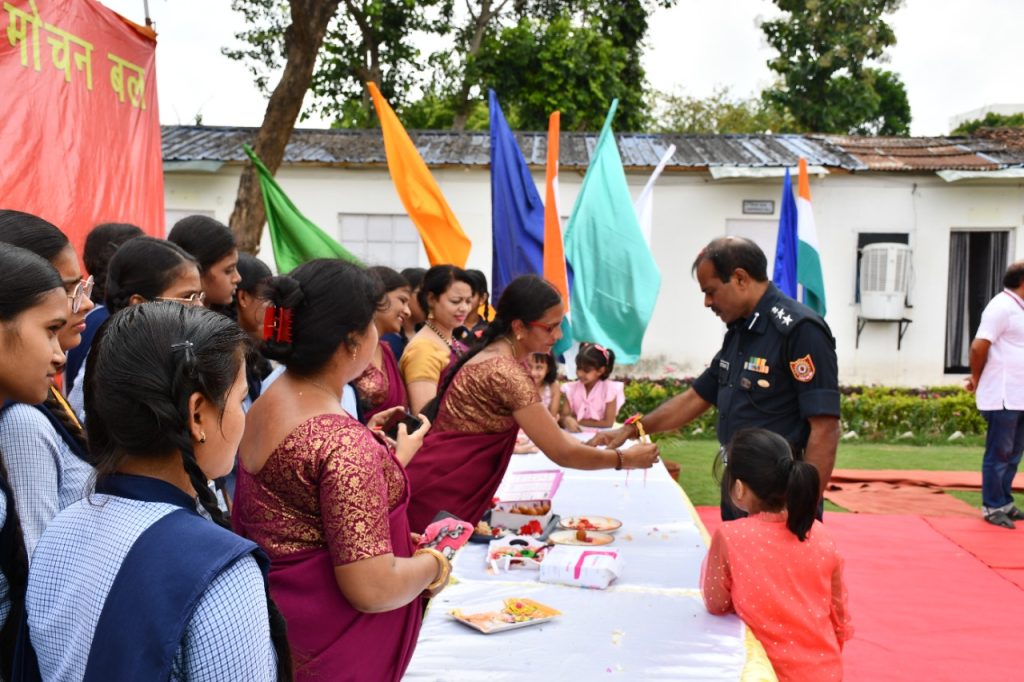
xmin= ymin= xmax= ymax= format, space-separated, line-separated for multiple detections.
xmin=647 ymin=86 xmax=799 ymax=134
xmin=223 ymin=0 xmax=674 ymax=132
xmin=761 ymin=0 xmax=911 ymax=135
xmin=951 ymin=111 xmax=1024 ymax=136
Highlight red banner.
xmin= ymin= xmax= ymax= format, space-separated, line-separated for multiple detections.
xmin=0 ymin=0 xmax=163 ymax=252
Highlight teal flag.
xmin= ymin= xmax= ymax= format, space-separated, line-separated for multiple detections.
xmin=563 ymin=101 xmax=661 ymax=364
xmin=243 ymin=145 xmax=360 ymax=273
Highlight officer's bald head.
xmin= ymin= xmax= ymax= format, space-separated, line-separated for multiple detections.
xmin=691 ymin=237 xmax=768 ymax=283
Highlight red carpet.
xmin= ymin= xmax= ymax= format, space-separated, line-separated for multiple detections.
xmin=696 ymin=508 xmax=1024 ymax=681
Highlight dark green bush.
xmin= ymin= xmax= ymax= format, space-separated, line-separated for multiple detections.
xmin=617 ymin=379 xmax=984 ymax=443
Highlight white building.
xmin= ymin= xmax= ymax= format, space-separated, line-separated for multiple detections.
xmin=161 ymin=126 xmax=1024 ymax=386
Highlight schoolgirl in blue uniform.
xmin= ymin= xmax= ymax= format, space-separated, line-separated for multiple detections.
xmin=22 ymin=303 xmax=291 ymax=681
xmin=0 ymin=244 xmax=68 ymax=678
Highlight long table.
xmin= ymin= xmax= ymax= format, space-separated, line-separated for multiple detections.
xmin=403 ymin=446 xmax=776 ymax=681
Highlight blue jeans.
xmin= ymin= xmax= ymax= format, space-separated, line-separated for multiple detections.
xmin=981 ymin=409 xmax=1024 ymax=511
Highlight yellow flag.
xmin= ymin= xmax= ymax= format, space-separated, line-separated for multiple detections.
xmin=368 ymin=82 xmax=471 ymax=267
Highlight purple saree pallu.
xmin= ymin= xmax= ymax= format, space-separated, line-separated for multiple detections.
xmin=405 ymin=426 xmax=519 ymax=533
xmin=258 ymin=493 xmax=421 ymax=682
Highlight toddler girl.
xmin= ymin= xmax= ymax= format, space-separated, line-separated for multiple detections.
xmin=514 ymin=352 xmax=561 ymax=453
xmin=702 ymin=428 xmax=853 ymax=682
xmin=560 ymin=343 xmax=624 ymax=432
xmin=529 ymin=352 xmax=561 ymax=419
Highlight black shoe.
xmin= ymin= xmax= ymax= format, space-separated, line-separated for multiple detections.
xmin=984 ymin=510 xmax=1016 ymax=529
xmin=1007 ymin=506 xmax=1024 ymax=521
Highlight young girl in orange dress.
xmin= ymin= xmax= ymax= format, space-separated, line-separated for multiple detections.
xmin=701 ymin=428 xmax=853 ymax=682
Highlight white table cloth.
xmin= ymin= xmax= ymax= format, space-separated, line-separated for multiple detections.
xmin=404 ymin=444 xmax=776 ymax=681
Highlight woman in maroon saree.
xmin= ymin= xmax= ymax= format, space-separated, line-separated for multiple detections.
xmin=233 ymin=260 xmax=448 ymax=682
xmin=405 ymin=275 xmax=661 ymax=532
xmin=353 ymin=267 xmax=411 ymax=423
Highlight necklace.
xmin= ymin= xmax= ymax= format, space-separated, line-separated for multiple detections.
xmin=425 ymin=319 xmax=457 ymax=354
xmin=300 ymin=377 xmax=342 ymax=402
xmin=499 ymin=335 xmax=520 ymax=359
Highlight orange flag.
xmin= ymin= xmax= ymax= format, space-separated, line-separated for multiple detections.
xmin=543 ymin=111 xmax=569 ymax=304
xmin=543 ymin=111 xmax=572 ymax=355
xmin=367 ymin=82 xmax=471 ymax=267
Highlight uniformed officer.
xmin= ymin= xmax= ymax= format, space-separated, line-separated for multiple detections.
xmin=591 ymin=236 xmax=840 ymax=520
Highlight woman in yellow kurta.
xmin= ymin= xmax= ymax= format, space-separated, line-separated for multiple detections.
xmin=399 ymin=265 xmax=474 ymax=414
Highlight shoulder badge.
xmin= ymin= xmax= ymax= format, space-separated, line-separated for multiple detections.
xmin=789 ymin=354 xmax=816 ymax=382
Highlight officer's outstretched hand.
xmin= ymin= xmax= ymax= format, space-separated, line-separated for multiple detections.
xmin=586 ymin=426 xmax=631 ymax=449
xmin=623 ymin=442 xmax=659 ymax=469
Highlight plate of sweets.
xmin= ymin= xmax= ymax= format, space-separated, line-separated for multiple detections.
xmin=548 ymin=528 xmax=615 ymax=546
xmin=450 ymin=598 xmax=561 ymax=634
xmin=558 ymin=515 xmax=622 ymax=533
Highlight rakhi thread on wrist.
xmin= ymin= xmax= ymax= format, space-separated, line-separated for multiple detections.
xmin=624 ymin=413 xmax=653 ymax=487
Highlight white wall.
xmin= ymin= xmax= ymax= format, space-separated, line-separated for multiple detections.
xmin=164 ymin=165 xmax=1024 ymax=386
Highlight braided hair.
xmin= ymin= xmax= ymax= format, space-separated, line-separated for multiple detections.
xmin=424 ymin=275 xmax=562 ymax=421
xmin=84 ymin=302 xmax=292 ymax=680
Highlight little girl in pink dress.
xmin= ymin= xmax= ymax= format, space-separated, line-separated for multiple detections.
xmin=561 ymin=343 xmax=624 ymax=432
xmin=701 ymin=428 xmax=853 ymax=681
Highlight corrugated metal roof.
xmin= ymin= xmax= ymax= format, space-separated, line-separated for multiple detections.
xmin=160 ymin=125 xmax=1024 ymax=173
xmin=820 ymin=135 xmax=1002 ymax=171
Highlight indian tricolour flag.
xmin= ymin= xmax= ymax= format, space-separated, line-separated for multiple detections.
xmin=796 ymin=157 xmax=827 ymax=317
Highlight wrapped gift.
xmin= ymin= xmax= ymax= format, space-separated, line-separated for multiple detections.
xmin=538 ymin=546 xmax=622 ymax=589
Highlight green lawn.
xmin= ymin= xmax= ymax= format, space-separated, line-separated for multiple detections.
xmin=659 ymin=438 xmax=985 ymax=510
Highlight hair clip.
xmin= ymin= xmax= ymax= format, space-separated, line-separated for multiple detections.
xmin=171 ymin=340 xmax=196 ymax=364
xmin=591 ymin=343 xmax=611 ymax=363
xmin=263 ymin=305 xmax=294 ymax=344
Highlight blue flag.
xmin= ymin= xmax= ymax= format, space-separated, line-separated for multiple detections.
xmin=563 ymin=100 xmax=661 ymax=364
xmin=489 ymin=90 xmax=545 ymax=302
xmin=772 ymin=167 xmax=798 ymax=298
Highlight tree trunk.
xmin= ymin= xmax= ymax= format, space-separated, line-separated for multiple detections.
xmin=229 ymin=0 xmax=341 ymax=255
xmin=451 ymin=0 xmax=506 ymax=131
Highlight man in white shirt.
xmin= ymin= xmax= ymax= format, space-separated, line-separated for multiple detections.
xmin=966 ymin=262 xmax=1024 ymax=529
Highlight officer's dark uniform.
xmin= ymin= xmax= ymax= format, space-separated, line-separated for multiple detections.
xmin=691 ymin=283 xmax=840 ymax=520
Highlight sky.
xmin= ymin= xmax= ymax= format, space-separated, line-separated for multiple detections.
xmin=100 ymin=0 xmax=1024 ymax=136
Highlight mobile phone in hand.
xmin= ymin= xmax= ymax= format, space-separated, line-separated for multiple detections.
xmin=383 ymin=412 xmax=424 ymax=440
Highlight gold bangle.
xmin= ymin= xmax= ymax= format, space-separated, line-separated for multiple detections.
xmin=415 ymin=547 xmax=450 ymax=591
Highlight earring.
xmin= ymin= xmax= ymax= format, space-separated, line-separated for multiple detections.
xmin=199 ymin=432 xmax=206 ymax=444
xmin=428 ymin=311 xmax=435 ymax=320
xmin=351 ymin=347 xmax=358 ymax=360
xmin=516 ymin=335 xmax=522 ymax=341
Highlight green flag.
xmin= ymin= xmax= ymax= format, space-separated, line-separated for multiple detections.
xmin=563 ymin=100 xmax=661 ymax=364
xmin=243 ymin=145 xmax=360 ymax=273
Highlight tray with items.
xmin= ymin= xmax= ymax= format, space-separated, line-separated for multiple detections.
xmin=486 ymin=536 xmax=554 ymax=572
xmin=471 ymin=510 xmax=561 ymax=543
xmin=471 ymin=469 xmax=564 ymax=543
xmin=449 ymin=597 xmax=561 ymax=634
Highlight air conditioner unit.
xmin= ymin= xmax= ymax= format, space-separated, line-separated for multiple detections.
xmin=860 ymin=242 xmax=912 ymax=320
